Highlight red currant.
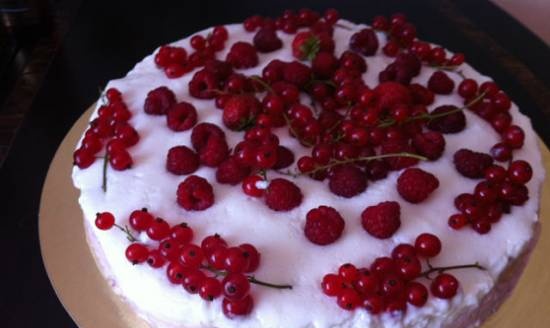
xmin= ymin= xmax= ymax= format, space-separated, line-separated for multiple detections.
xmin=224 ymin=247 xmax=249 ymax=273
xmin=95 ymin=212 xmax=115 ymax=230
xmin=201 ymin=234 xmax=228 ymax=256
xmin=183 ymin=269 xmax=205 ymax=294
xmin=199 ymin=277 xmax=223 ymax=301
xmin=242 ymin=175 xmax=265 ymax=197
xmin=170 ymin=222 xmax=194 ymax=244
xmin=239 ymin=243 xmax=260 ymax=272
xmin=508 ymin=160 xmax=532 ymax=184
xmin=337 ymin=289 xmax=361 ymax=311
xmin=146 ymin=217 xmax=170 ymax=241
xmin=223 ymin=273 xmax=250 ymax=300
xmin=179 ymin=243 xmax=204 ymax=268
xmin=406 ymin=281 xmax=428 ymax=307
xmin=222 ymin=294 xmax=254 ymax=318
xmin=414 ymin=233 xmax=441 ymax=258
xmin=125 ymin=243 xmax=149 ymax=264
xmin=129 ymin=208 xmax=153 ymax=231
xmin=431 ymin=273 xmax=459 ymax=299
xmin=73 ymin=148 xmax=95 ymax=169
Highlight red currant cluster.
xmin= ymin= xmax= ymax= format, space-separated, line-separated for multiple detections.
xmin=154 ymin=26 xmax=229 ymax=78
xmin=321 ymin=233 xmax=484 ymax=314
xmin=450 ymin=159 xmax=532 ymax=234
xmin=94 ymin=209 xmax=291 ymax=319
xmin=244 ymin=8 xmax=340 ymax=35
xmin=73 ymin=88 xmax=138 ymax=172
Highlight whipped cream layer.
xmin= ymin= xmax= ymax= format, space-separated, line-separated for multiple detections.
xmin=72 ymin=20 xmax=545 ymax=328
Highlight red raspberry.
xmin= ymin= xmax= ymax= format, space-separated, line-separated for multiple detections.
xmin=226 ymin=42 xmax=258 ymax=69
xmin=409 ymin=83 xmax=434 ymax=105
xmin=374 ymin=82 xmax=412 ymax=109
xmin=188 ymin=69 xmax=220 ymax=99
xmin=380 ymin=140 xmax=419 ymax=170
xmin=253 ymin=27 xmax=282 ymax=53
xmin=223 ymin=95 xmax=262 ymax=131
xmin=166 ymin=146 xmax=199 ymax=175
xmin=304 ymin=206 xmax=345 ymax=245
xmin=177 ymin=175 xmax=214 ymax=211
xmin=283 ymin=61 xmax=312 ymax=88
xmin=272 ymin=146 xmax=295 ymax=170
xmin=339 ymin=50 xmax=367 ymax=73
xmin=312 ymin=52 xmax=338 ymax=79
xmin=361 ymin=201 xmax=401 ymax=239
xmin=349 ymin=28 xmax=379 ymax=56
xmin=427 ymin=71 xmax=455 ymax=94
xmin=198 ymin=136 xmax=229 ymax=167
xmin=292 ymin=31 xmax=320 ymax=60
xmin=166 ymin=102 xmax=197 ymax=131
xmin=204 ymin=59 xmax=233 ymax=80
xmin=143 ymin=86 xmax=176 ymax=115
xmin=190 ymin=122 xmax=223 ymax=148
xmin=453 ymin=149 xmax=494 ymax=179
xmin=216 ymin=157 xmax=251 ymax=185
xmin=328 ymin=164 xmax=367 ymax=198
xmin=264 ymin=178 xmax=303 ymax=211
xmin=427 ymin=105 xmax=466 ymax=133
xmin=412 ymin=131 xmax=445 ymax=160
xmin=397 ymin=168 xmax=439 ymax=203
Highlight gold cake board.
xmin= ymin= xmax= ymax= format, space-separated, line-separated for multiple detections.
xmin=39 ymin=107 xmax=550 ymax=327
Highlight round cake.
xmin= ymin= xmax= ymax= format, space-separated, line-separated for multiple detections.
xmin=71 ymin=9 xmax=544 ymax=328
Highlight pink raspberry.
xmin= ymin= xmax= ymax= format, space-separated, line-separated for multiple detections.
xmin=283 ymin=61 xmax=312 ymax=88
xmin=204 ymin=59 xmax=233 ymax=80
xmin=304 ymin=206 xmax=345 ymax=245
xmin=453 ymin=149 xmax=494 ymax=179
xmin=426 ymin=105 xmax=466 ymax=133
xmin=397 ymin=168 xmax=440 ymax=203
xmin=216 ymin=157 xmax=251 ymax=185
xmin=223 ymin=95 xmax=262 ymax=131
xmin=177 ymin=175 xmax=214 ymax=211
xmin=328 ymin=164 xmax=367 ymax=198
xmin=191 ymin=123 xmax=226 ymax=152
xmin=199 ymin=136 xmax=229 ymax=167
xmin=272 ymin=146 xmax=295 ymax=170
xmin=188 ymin=69 xmax=220 ymax=99
xmin=374 ymin=82 xmax=412 ymax=109
xmin=166 ymin=102 xmax=197 ymax=131
xmin=361 ymin=201 xmax=401 ymax=239
xmin=166 ymin=146 xmax=199 ymax=175
xmin=226 ymin=42 xmax=258 ymax=69
xmin=264 ymin=178 xmax=303 ymax=211
xmin=427 ymin=71 xmax=455 ymax=94
xmin=144 ymin=86 xmax=176 ymax=115
xmin=253 ymin=27 xmax=282 ymax=53
xmin=412 ymin=131 xmax=445 ymax=160
xmin=409 ymin=83 xmax=434 ymax=105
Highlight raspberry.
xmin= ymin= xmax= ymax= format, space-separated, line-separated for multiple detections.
xmin=427 ymin=105 xmax=466 ymax=133
xmin=226 ymin=42 xmax=258 ymax=69
xmin=312 ymin=52 xmax=338 ymax=78
xmin=264 ymin=178 xmax=303 ymax=211
xmin=166 ymin=146 xmax=199 ymax=175
xmin=394 ymin=53 xmax=421 ymax=77
xmin=283 ymin=61 xmax=312 ymax=88
xmin=427 ymin=71 xmax=455 ymax=94
xmin=253 ymin=27 xmax=282 ymax=53
xmin=198 ymin=136 xmax=229 ymax=167
xmin=272 ymin=146 xmax=295 ymax=169
xmin=223 ymin=95 xmax=262 ymax=131
xmin=204 ymin=59 xmax=233 ymax=80
xmin=349 ymin=28 xmax=379 ymax=56
xmin=191 ymin=123 xmax=226 ymax=152
xmin=177 ymin=175 xmax=214 ymax=211
xmin=304 ymin=206 xmax=345 ymax=245
xmin=166 ymin=102 xmax=197 ymax=131
xmin=144 ymin=86 xmax=176 ymax=115
xmin=374 ymin=82 xmax=412 ymax=109
xmin=412 ymin=131 xmax=445 ymax=160
xmin=409 ymin=83 xmax=434 ymax=105
xmin=188 ymin=69 xmax=220 ymax=99
xmin=361 ymin=201 xmax=401 ymax=239
xmin=216 ymin=157 xmax=251 ymax=185
xmin=453 ymin=149 xmax=494 ymax=179
xmin=328 ymin=164 xmax=367 ymax=198
xmin=397 ymin=168 xmax=439 ymax=203
xmin=380 ymin=140 xmax=419 ymax=170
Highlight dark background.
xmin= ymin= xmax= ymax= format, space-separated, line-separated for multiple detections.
xmin=0 ymin=0 xmax=549 ymax=326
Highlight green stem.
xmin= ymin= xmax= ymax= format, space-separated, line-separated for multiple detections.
xmin=250 ymin=75 xmax=273 ymax=93
xmin=421 ymin=261 xmax=485 ymax=279
xmin=114 ymin=223 xmax=138 ymax=242
xmin=102 ymin=154 xmax=109 ymax=192
xmin=201 ymin=265 xmax=293 ymax=290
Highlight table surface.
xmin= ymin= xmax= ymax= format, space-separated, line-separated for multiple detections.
xmin=1 ymin=0 xmax=549 ymax=327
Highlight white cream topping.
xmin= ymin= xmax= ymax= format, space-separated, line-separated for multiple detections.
xmin=72 ymin=20 xmax=544 ymax=328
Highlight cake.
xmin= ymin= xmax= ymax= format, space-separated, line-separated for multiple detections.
xmin=71 ymin=9 xmax=545 ymax=328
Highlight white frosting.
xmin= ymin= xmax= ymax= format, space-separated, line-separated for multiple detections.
xmin=72 ymin=20 xmax=545 ymax=328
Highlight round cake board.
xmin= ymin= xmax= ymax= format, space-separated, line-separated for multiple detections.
xmin=39 ymin=106 xmax=550 ymax=328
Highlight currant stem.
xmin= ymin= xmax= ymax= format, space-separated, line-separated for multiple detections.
xmin=200 ymin=265 xmax=293 ymax=290
xmin=114 ymin=223 xmax=138 ymax=242
xmin=102 ymin=154 xmax=109 ymax=192
xmin=420 ymin=260 xmax=485 ymax=279
xmin=250 ymin=75 xmax=273 ymax=93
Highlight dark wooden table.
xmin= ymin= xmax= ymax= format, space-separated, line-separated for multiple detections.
xmin=0 ymin=0 xmax=549 ymax=327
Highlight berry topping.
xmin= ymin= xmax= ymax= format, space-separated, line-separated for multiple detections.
xmin=223 ymin=95 xmax=262 ymax=130
xmin=427 ymin=105 xmax=466 ymax=133
xmin=216 ymin=157 xmax=251 ymax=185
xmin=427 ymin=71 xmax=455 ymax=94
xmin=264 ymin=178 xmax=303 ymax=211
xmin=349 ymin=28 xmax=379 ymax=56
xmin=129 ymin=208 xmax=154 ymax=231
xmin=328 ymin=164 xmax=367 ymax=198
xmin=508 ymin=160 xmax=533 ymax=184
xmin=292 ymin=31 xmax=321 ymax=61
xmin=125 ymin=243 xmax=149 ymax=264
xmin=430 ymin=273 xmax=459 ymax=299
xmin=177 ymin=175 xmax=215 ymax=211
xmin=412 ymin=131 xmax=445 ymax=160
xmin=453 ymin=148 xmax=494 ymax=179
xmin=414 ymin=233 xmax=442 ymax=257
xmin=223 ymin=273 xmax=250 ymax=300
xmin=147 ymin=217 xmax=170 ymax=241
xmin=361 ymin=201 xmax=401 ymax=239
xmin=188 ymin=69 xmax=220 ymax=99
xmin=144 ymin=86 xmax=176 ymax=115
xmin=166 ymin=102 xmax=198 ymax=132
xmin=304 ymin=206 xmax=345 ymax=245
xmin=226 ymin=42 xmax=259 ymax=69
xmin=397 ymin=168 xmax=439 ymax=203
xmin=166 ymin=146 xmax=200 ymax=175
xmin=95 ymin=212 xmax=115 ymax=230
xmin=222 ymin=294 xmax=254 ymax=318
xmin=253 ymin=27 xmax=283 ymax=52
